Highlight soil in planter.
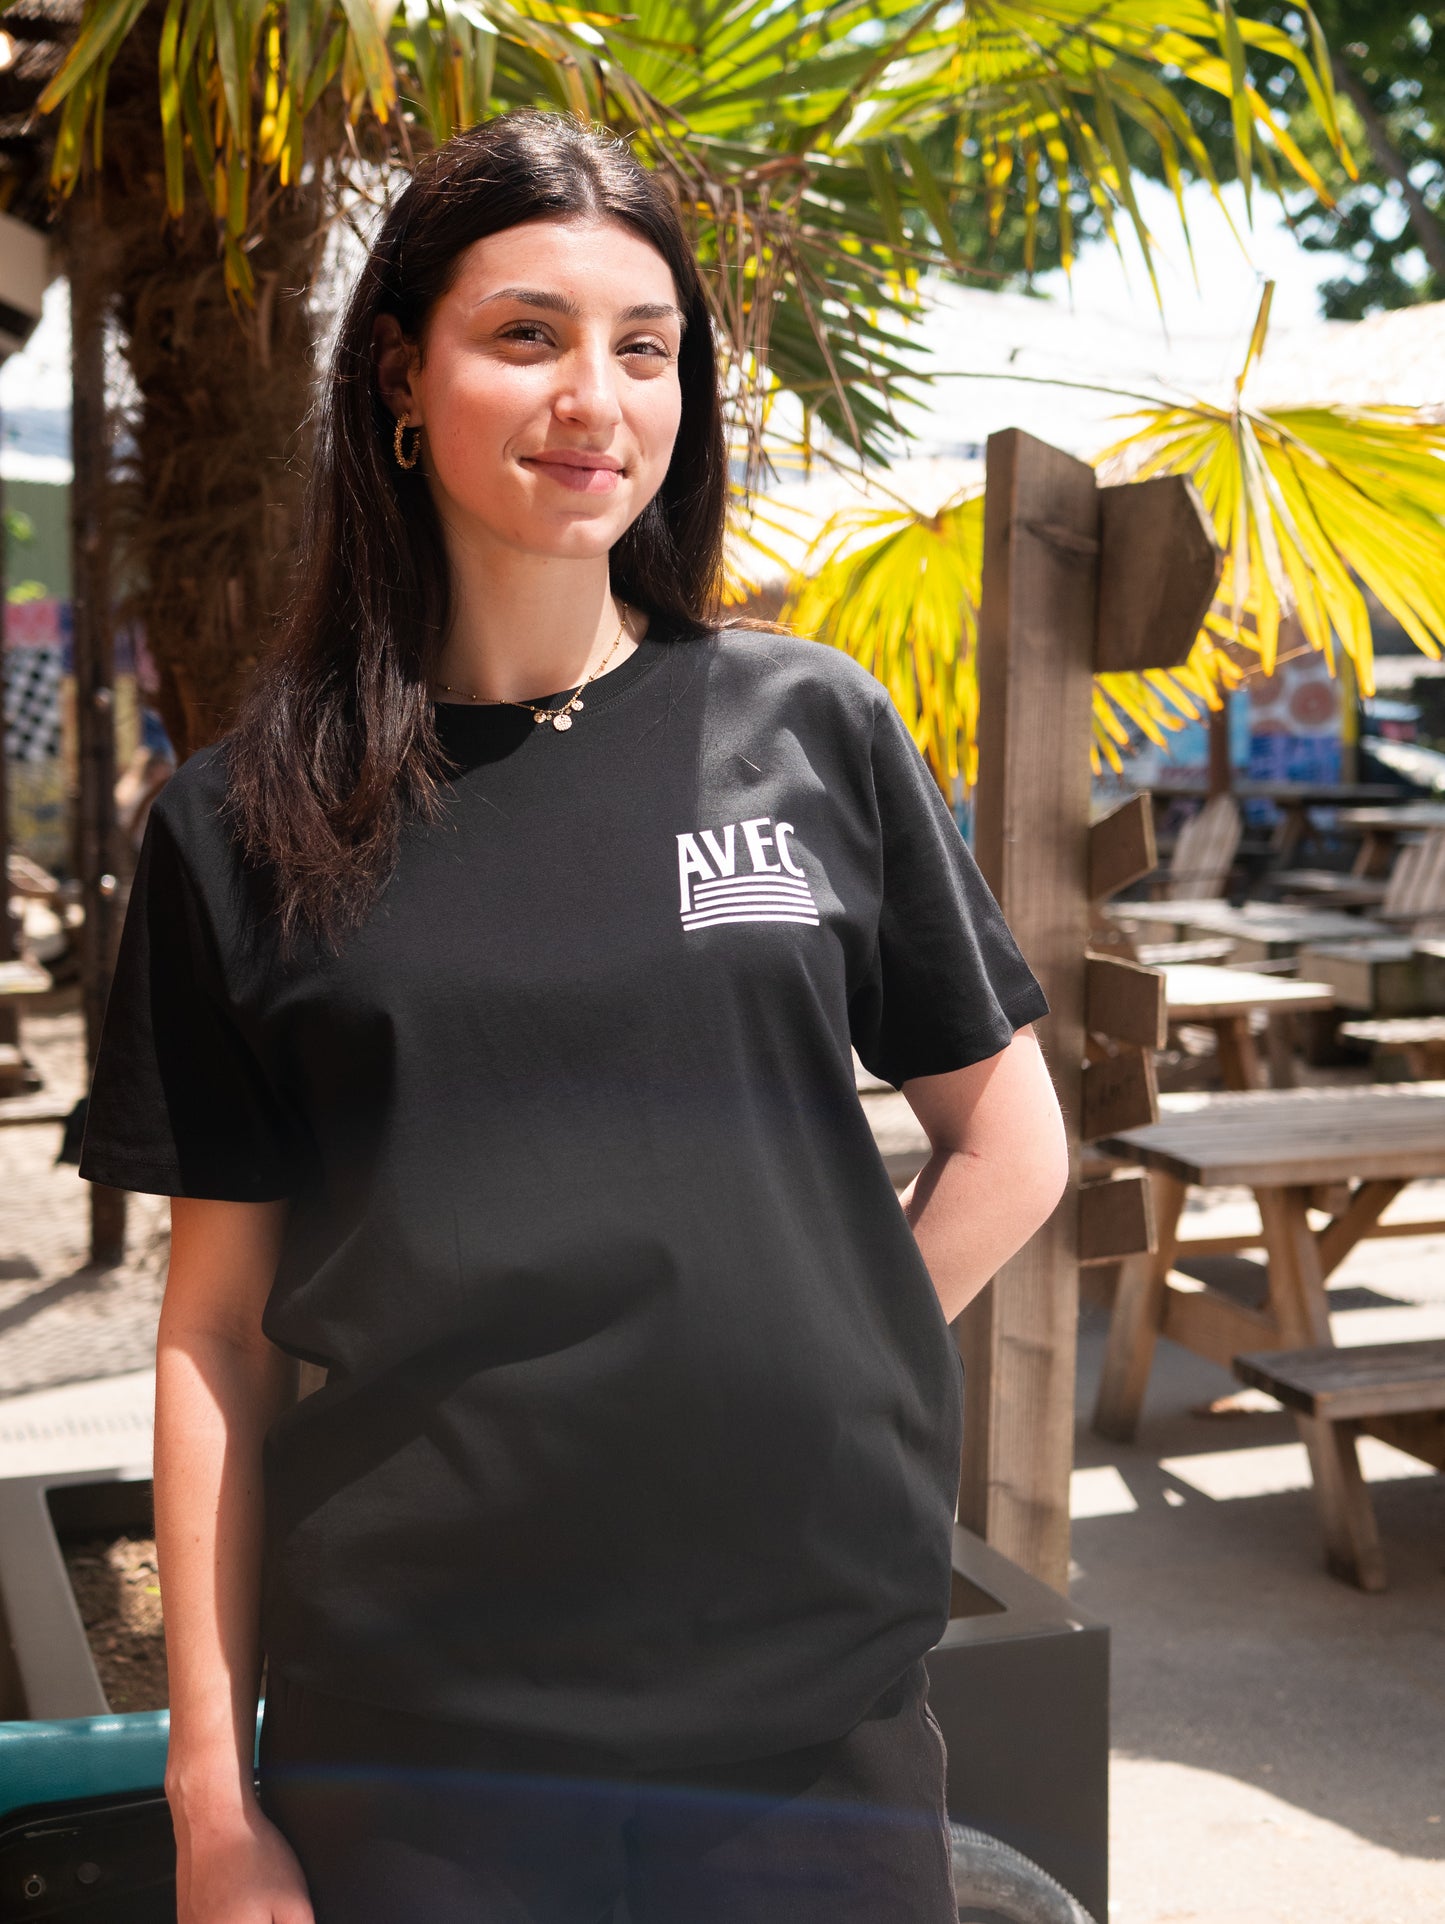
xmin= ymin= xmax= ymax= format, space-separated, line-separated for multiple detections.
xmin=62 ymin=1534 xmax=168 ymax=1712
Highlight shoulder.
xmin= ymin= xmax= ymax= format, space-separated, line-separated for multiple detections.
xmin=699 ymin=625 xmax=887 ymax=729
xmin=146 ymin=735 xmax=244 ymax=873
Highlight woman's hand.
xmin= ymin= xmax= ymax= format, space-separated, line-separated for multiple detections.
xmin=173 ymin=1801 xmax=315 ymax=1924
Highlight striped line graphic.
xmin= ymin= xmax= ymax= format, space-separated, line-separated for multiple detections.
xmin=682 ymin=871 xmax=819 ymax=930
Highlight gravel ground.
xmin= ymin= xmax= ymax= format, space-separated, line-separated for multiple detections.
xmin=61 ymin=1531 xmax=167 ymax=1713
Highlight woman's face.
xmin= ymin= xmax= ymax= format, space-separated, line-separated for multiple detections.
xmin=377 ymin=215 xmax=686 ymax=561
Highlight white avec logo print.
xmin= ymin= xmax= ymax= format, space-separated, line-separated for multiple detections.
xmin=675 ymin=816 xmax=819 ymax=931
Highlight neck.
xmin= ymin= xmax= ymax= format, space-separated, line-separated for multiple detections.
xmin=430 ymin=518 xmax=635 ymax=703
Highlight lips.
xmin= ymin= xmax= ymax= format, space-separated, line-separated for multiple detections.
xmin=521 ymin=450 xmax=625 ymax=495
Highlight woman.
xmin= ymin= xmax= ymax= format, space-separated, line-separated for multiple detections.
xmin=79 ymin=110 xmax=1068 ymax=1924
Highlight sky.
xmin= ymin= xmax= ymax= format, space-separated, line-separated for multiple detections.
xmin=1033 ymin=172 xmax=1344 ymax=337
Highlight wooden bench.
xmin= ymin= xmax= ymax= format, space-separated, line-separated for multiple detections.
xmin=1233 ymin=1340 xmax=1445 ymax=1591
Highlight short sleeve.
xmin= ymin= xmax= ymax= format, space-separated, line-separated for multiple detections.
xmin=849 ymin=693 xmax=1050 ymax=1089
xmin=77 ymin=801 xmax=298 ymax=1200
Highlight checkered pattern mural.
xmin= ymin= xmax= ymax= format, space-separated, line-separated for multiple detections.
xmin=4 ymin=643 xmax=64 ymax=762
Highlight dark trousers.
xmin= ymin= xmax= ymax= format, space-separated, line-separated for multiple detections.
xmin=256 ymin=1658 xmax=958 ymax=1923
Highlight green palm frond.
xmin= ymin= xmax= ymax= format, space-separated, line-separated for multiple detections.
xmin=1100 ymin=397 xmax=1445 ymax=698
xmin=774 ymin=481 xmax=1238 ymax=787
xmin=38 ymin=0 xmax=1352 ymax=461
xmin=780 ymin=490 xmax=984 ymax=789
xmin=780 ymin=285 xmax=1445 ymax=787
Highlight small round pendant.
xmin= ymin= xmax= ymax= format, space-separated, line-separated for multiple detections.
xmin=572 ymin=699 xmax=584 ymax=711
xmin=533 ymin=710 xmax=548 ymax=724
xmin=552 ymin=712 xmax=574 ymax=731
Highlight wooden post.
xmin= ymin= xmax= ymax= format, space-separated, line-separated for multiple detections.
xmin=965 ymin=437 xmax=1223 ymax=1592
xmin=1207 ymin=704 xmax=1232 ymax=799
xmin=68 ymin=200 xmax=127 ymax=1268
xmin=962 ymin=430 xmax=1099 ymax=1590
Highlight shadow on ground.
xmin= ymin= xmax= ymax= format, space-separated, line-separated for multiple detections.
xmin=1071 ymin=1300 xmax=1445 ymax=1880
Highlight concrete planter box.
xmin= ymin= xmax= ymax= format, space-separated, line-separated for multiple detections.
xmin=931 ymin=1524 xmax=1109 ymax=1924
xmin=1 ymin=1470 xmax=1108 ymax=1922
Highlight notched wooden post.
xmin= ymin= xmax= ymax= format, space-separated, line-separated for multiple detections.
xmin=963 ymin=430 xmax=1099 ymax=1591
xmin=964 ymin=441 xmax=1222 ymax=1593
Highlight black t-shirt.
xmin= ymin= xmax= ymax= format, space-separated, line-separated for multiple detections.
xmin=78 ymin=620 xmax=1048 ymax=1770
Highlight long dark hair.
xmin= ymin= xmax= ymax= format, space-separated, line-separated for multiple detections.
xmin=223 ymin=110 xmax=728 ymax=959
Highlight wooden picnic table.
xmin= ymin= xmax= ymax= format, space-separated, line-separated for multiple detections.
xmin=1092 ymin=1082 xmax=1445 ymax=1588
xmin=1149 ymin=782 xmax=1406 ymax=860
xmin=1300 ymin=936 xmax=1445 ymax=1017
xmin=1337 ymin=1017 xmax=1445 ymax=1079
xmin=1162 ymin=964 xmax=1334 ymax=1089
xmin=1108 ymin=899 xmax=1388 ymax=965
xmin=1334 ymin=802 xmax=1445 ymax=878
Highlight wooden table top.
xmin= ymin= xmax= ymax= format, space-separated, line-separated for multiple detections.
xmin=1162 ymin=965 xmax=1335 ymax=1021
xmin=1182 ymin=903 xmax=1389 ymax=946
xmin=1334 ymin=803 xmax=1445 ymax=832
xmin=1147 ymin=783 xmax=1404 ymax=807
xmin=1097 ymin=1082 xmax=1445 ymax=1187
xmin=1339 ymin=1017 xmax=1445 ymax=1044
xmin=1105 ymin=900 xmax=1388 ymax=944
xmin=0 ymin=960 xmax=52 ymax=997
xmin=1300 ymin=936 xmax=1417 ymax=963
xmin=1103 ymin=896 xmax=1226 ymax=924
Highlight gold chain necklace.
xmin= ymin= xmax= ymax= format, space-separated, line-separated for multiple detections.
xmin=434 ymin=601 xmax=630 ymax=733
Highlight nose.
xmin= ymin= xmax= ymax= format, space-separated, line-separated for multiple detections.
xmin=552 ymin=330 xmax=624 ymax=434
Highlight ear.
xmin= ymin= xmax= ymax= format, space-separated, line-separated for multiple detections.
xmin=372 ymin=312 xmax=423 ymax=424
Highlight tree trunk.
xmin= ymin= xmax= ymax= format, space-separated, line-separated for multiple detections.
xmin=67 ymin=192 xmax=127 ymax=1264
xmin=99 ymin=13 xmax=328 ymax=759
xmin=1331 ymin=54 xmax=1445 ymax=289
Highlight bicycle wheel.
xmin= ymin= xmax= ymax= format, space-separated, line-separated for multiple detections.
xmin=949 ymin=1821 xmax=1096 ymax=1924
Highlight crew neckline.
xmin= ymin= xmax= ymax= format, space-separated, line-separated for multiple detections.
xmin=429 ymin=622 xmax=670 ymax=724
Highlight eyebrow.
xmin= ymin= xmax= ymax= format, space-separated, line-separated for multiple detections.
xmin=477 ymin=286 xmax=686 ymax=329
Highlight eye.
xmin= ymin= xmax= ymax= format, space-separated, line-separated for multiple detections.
xmin=499 ymin=322 xmax=553 ymax=346
xmin=621 ymin=337 xmax=672 ymax=360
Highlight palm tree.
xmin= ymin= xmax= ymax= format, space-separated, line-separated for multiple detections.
xmin=35 ymin=0 xmax=1349 ymax=754
xmin=776 ymin=284 xmax=1445 ymax=789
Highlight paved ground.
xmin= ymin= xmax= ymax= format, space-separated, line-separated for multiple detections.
xmin=2 ymin=1009 xmax=1443 ymax=1920
xmin=1074 ymin=1298 xmax=1445 ymax=1923
xmin=0 ymin=1010 xmax=170 ymax=1413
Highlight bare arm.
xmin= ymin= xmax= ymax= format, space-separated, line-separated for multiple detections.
xmin=156 ymin=1195 xmax=314 ymax=1921
xmin=897 ymin=1027 xmax=1068 ymax=1325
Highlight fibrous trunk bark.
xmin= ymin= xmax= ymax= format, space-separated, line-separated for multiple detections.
xmin=100 ymin=11 xmax=328 ymax=758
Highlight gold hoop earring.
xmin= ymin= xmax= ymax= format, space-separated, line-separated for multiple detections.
xmin=393 ymin=415 xmax=421 ymax=470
